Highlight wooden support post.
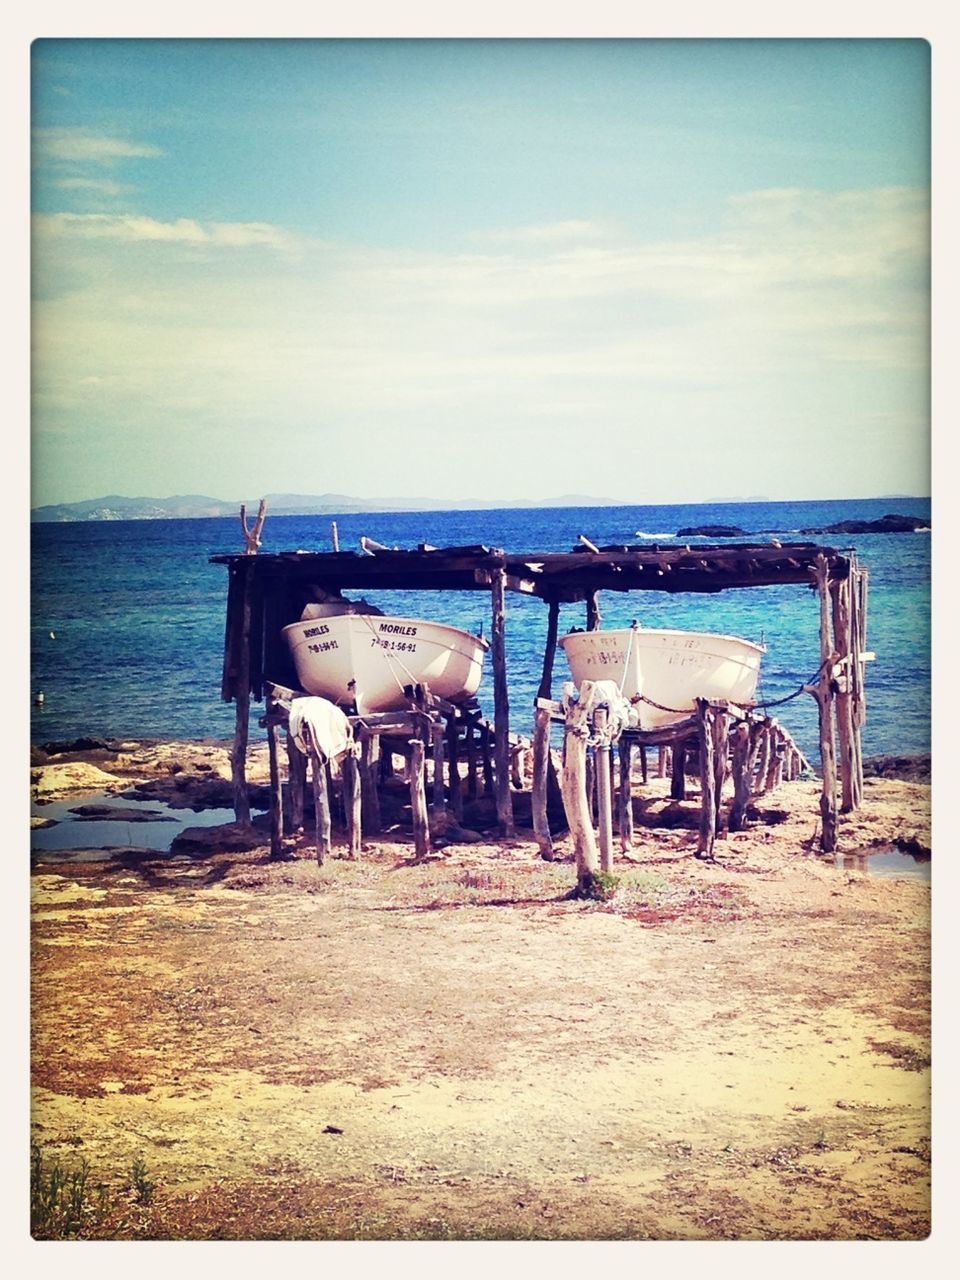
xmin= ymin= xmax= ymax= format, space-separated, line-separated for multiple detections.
xmin=728 ymin=721 xmax=752 ymax=832
xmin=711 ymin=705 xmax=730 ymax=834
xmin=538 ymin=598 xmax=561 ymax=700
xmin=560 ymin=683 xmax=602 ymax=895
xmin=267 ymin=716 xmax=284 ymax=859
xmin=408 ymin=737 xmax=430 ymax=858
xmin=658 ymin=745 xmax=669 ymax=779
xmin=481 ymin=726 xmax=494 ymax=797
xmin=696 ymin=700 xmax=717 ymax=860
xmin=360 ymin=735 xmax=382 ymax=835
xmin=754 ymin=719 xmax=772 ymax=795
xmin=431 ymin=723 xmax=446 ymax=813
xmin=445 ymin=716 xmax=464 ymax=819
xmin=763 ymin=718 xmax=781 ymax=793
xmin=812 ymin=554 xmax=839 ymax=853
xmin=618 ymin=737 xmax=635 ymax=852
xmin=586 ymin=590 xmax=601 ymax=632
xmin=286 ymin=731 xmax=306 ymax=832
xmin=670 ymin=738 xmax=687 ymax=800
xmin=311 ymin=750 xmax=332 ymax=865
xmin=229 ymin=560 xmax=254 ymax=826
xmin=831 ymin=576 xmax=857 ymax=812
xmin=639 ymin=743 xmax=648 ymax=784
xmin=491 ymin=563 xmax=516 ymax=837
xmin=594 ymin=707 xmax=614 ymax=873
xmin=465 ymin=713 xmax=478 ymax=800
xmin=342 ymin=751 xmax=362 ymax=859
xmin=532 ymin=703 xmax=554 ymax=860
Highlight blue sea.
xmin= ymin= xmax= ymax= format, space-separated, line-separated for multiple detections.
xmin=30 ymin=498 xmax=931 ymax=762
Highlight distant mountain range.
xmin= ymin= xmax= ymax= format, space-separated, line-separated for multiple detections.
xmin=30 ymin=491 xmax=626 ymax=522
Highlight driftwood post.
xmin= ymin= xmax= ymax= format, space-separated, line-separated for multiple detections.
xmin=490 ymin=560 xmax=515 ymax=837
xmin=670 ymin=738 xmax=688 ymax=801
xmin=532 ymin=703 xmax=555 ymax=859
xmin=586 ymin=590 xmax=601 ymax=632
xmin=560 ymin=682 xmax=602 ymax=895
xmin=342 ymin=750 xmax=362 ymax=859
xmin=286 ymin=732 xmax=306 ymax=832
xmin=267 ymin=714 xmax=284 ymax=859
xmin=593 ymin=705 xmax=615 ymax=873
xmin=311 ymin=751 xmax=332 ymax=865
xmin=618 ymin=737 xmax=634 ymax=853
xmin=728 ymin=721 xmax=752 ymax=831
xmin=240 ymin=498 xmax=267 ymax=555
xmin=431 ymin=723 xmax=447 ymax=814
xmin=810 ymin=554 xmax=839 ymax=852
xmin=710 ymin=704 xmax=730 ymax=834
xmin=360 ymin=734 xmax=382 ymax=835
xmin=763 ymin=718 xmax=781 ymax=793
xmin=696 ymin=700 xmax=718 ymax=859
xmin=229 ymin=558 xmax=254 ymax=826
xmin=831 ymin=574 xmax=860 ymax=812
xmin=445 ymin=716 xmax=464 ymax=819
xmin=408 ymin=737 xmax=430 ymax=858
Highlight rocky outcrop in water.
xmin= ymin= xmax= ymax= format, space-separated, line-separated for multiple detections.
xmin=675 ymin=524 xmax=749 ymax=538
xmin=800 ymin=514 xmax=929 ymax=535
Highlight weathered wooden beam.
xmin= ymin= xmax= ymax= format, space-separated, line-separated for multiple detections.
xmin=267 ymin=714 xmax=284 ymax=859
xmin=696 ymin=700 xmax=717 ymax=859
xmin=831 ymin=576 xmax=858 ymax=813
xmin=594 ymin=706 xmax=614 ymax=873
xmin=728 ymin=721 xmax=752 ymax=832
xmin=286 ymin=730 xmax=306 ymax=832
xmin=586 ymin=590 xmax=601 ymax=632
xmin=408 ymin=737 xmax=430 ymax=858
xmin=360 ymin=735 xmax=382 ymax=835
xmin=491 ymin=563 xmax=515 ymax=837
xmin=532 ymin=703 xmax=554 ymax=860
xmin=229 ymin=559 xmax=254 ymax=826
xmin=342 ymin=751 xmax=362 ymax=859
xmin=618 ymin=738 xmax=635 ymax=853
xmin=311 ymin=751 xmax=332 ymax=865
xmin=560 ymin=683 xmax=602 ymax=895
xmin=812 ymin=554 xmax=839 ymax=852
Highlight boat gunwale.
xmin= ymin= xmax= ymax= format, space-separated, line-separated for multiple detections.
xmin=283 ymin=614 xmax=490 ymax=653
xmin=559 ymin=627 xmax=766 ymax=655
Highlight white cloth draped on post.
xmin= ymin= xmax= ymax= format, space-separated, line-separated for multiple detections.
xmin=561 ymin=678 xmax=638 ymax=742
xmin=288 ymin=696 xmax=355 ymax=762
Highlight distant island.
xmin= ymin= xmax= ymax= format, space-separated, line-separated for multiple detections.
xmin=30 ymin=491 xmax=626 ymax=523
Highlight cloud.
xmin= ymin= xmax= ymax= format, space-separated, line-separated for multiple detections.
xmin=34 ymin=212 xmax=303 ymax=252
xmin=32 ymin=127 xmax=163 ymax=165
xmin=54 ymin=177 xmax=135 ymax=196
xmin=474 ymin=219 xmax=613 ymax=246
xmin=30 ymin=184 xmax=929 ymax=504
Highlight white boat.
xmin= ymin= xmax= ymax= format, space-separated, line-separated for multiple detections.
xmin=283 ymin=611 xmax=488 ymax=714
xmin=559 ymin=624 xmax=764 ymax=730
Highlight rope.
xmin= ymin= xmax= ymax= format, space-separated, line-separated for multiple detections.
xmin=633 ymin=657 xmax=834 ymax=717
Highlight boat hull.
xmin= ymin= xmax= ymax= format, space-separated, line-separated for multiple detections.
xmin=559 ymin=628 xmax=764 ymax=730
xmin=283 ymin=614 xmax=488 ymax=714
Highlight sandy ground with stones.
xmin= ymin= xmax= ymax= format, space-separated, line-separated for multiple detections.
xmin=30 ymin=739 xmax=931 ymax=1241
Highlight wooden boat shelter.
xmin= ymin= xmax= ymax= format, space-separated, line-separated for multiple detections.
xmin=213 ymin=537 xmax=867 ymax=859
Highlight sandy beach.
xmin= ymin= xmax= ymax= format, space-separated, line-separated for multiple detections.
xmin=30 ymin=739 xmax=930 ymax=1241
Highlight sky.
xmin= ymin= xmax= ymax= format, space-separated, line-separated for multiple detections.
xmin=30 ymin=37 xmax=931 ymax=508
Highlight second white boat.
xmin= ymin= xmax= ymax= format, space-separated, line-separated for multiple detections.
xmin=559 ymin=624 xmax=764 ymax=730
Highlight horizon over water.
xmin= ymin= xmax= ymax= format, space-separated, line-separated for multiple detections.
xmin=30 ymin=496 xmax=931 ymax=763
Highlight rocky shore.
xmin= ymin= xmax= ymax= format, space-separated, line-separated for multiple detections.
xmin=30 ymin=737 xmax=931 ymax=1240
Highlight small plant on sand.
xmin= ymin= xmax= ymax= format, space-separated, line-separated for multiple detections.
xmin=569 ymin=869 xmax=620 ymax=901
xmin=31 ymin=1145 xmax=112 ymax=1239
xmin=129 ymin=1157 xmax=155 ymax=1205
